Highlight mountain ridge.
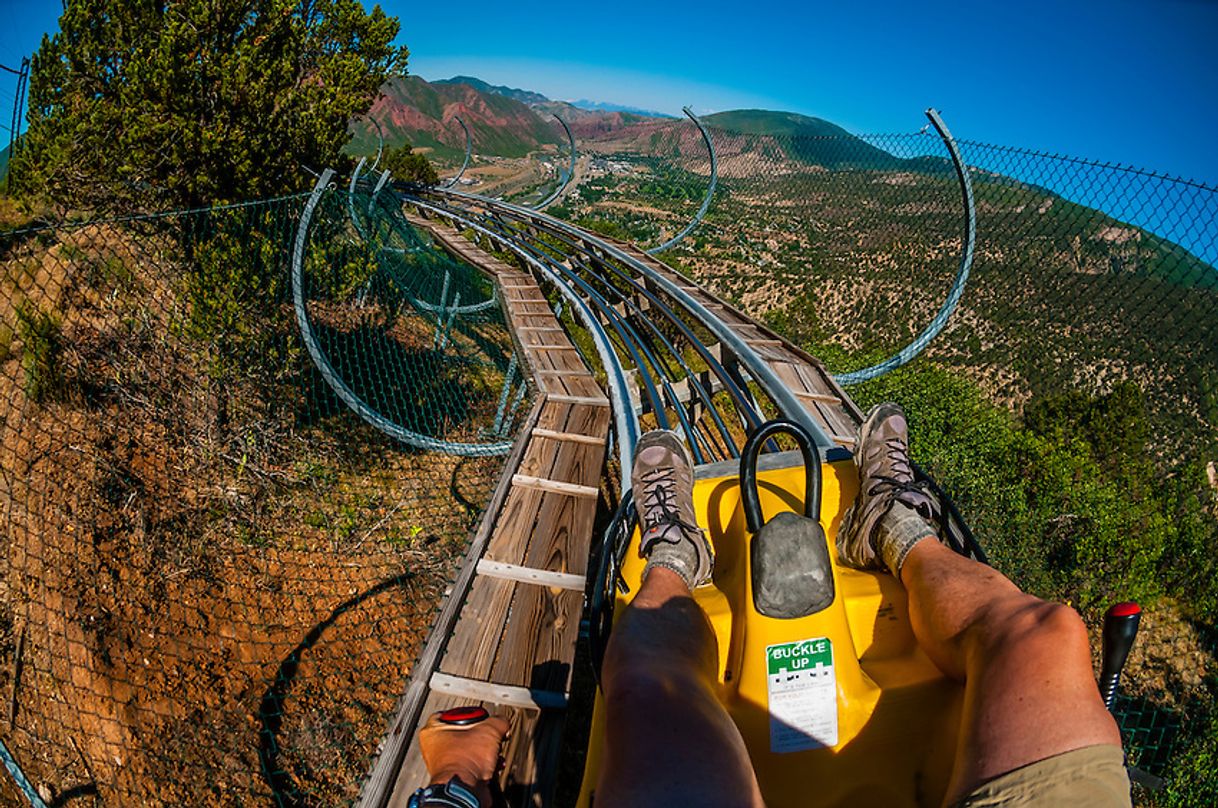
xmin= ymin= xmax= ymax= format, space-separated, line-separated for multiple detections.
xmin=433 ymin=75 xmax=550 ymax=106
xmin=349 ymin=75 xmax=563 ymax=159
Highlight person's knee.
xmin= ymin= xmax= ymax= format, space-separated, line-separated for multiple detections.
xmin=602 ymin=660 xmax=702 ymax=707
xmin=976 ymin=598 xmax=1089 ymax=660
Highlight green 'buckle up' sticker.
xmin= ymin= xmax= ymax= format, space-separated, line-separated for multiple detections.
xmin=765 ymin=637 xmax=838 ymax=753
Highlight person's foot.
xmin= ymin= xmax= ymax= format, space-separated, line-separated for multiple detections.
xmin=632 ymin=430 xmax=713 ymax=589
xmin=837 ymin=402 xmax=940 ymax=577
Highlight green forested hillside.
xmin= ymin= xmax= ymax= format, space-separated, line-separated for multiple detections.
xmin=560 ymin=123 xmax=1217 ymax=800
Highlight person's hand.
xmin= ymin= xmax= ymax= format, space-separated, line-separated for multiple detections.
xmin=418 ymin=707 xmax=510 ymax=807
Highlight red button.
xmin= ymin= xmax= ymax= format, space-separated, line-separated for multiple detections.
xmin=1108 ymin=602 xmax=1141 ymax=618
xmin=438 ymin=706 xmax=489 ymax=726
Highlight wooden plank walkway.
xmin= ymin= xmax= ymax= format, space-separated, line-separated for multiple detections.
xmin=360 ymin=219 xmax=610 ymax=808
xmin=608 ymin=239 xmax=865 ymax=442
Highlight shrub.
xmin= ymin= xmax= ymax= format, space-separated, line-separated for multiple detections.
xmin=1155 ymin=705 xmax=1218 ymax=807
xmin=15 ymin=300 xmax=64 ymax=403
xmin=382 ymin=143 xmax=439 ymax=186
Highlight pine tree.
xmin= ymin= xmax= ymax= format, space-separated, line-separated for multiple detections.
xmin=12 ymin=0 xmax=408 ymax=209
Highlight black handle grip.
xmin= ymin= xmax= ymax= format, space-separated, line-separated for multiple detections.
xmin=740 ymin=419 xmax=822 ymax=534
xmin=1100 ymin=602 xmax=1141 ymax=711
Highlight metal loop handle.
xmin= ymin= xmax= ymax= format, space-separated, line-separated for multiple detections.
xmin=740 ymin=419 xmax=822 ymax=533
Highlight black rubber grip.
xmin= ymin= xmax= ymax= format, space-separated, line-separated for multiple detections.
xmin=740 ymin=419 xmax=822 ymax=534
xmin=1100 ymin=602 xmax=1141 ymax=711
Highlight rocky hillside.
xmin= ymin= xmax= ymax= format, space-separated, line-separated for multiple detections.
xmin=348 ymin=75 xmax=562 ymax=160
xmin=349 ymin=75 xmax=656 ymax=162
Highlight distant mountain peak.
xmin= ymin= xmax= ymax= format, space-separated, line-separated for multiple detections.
xmin=569 ymin=99 xmax=674 ymax=119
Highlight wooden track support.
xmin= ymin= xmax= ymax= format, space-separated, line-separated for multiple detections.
xmin=360 ymin=220 xmax=611 ymax=808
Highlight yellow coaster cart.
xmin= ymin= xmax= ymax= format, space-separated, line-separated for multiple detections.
xmin=580 ymin=419 xmax=989 ymax=808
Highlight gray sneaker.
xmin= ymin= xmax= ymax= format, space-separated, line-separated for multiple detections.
xmin=837 ymin=403 xmax=939 ymax=576
xmin=632 ymin=430 xmax=713 ymax=589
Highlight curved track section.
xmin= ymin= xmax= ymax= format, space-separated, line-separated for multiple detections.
xmin=646 ymin=106 xmax=719 ymax=255
xmin=427 ymin=188 xmax=837 ymax=453
xmin=293 ymin=170 xmax=515 ymax=456
xmin=533 ymin=114 xmax=576 ymax=211
xmin=348 ymin=157 xmax=371 ymax=240
xmin=441 ymin=116 xmax=473 ymax=189
xmin=411 ymin=193 xmax=767 ymax=466
xmin=349 ymin=166 xmax=501 ymax=317
xmin=410 ymin=196 xmax=640 ymax=483
xmin=368 ymin=117 xmax=386 ymax=172
xmin=833 ymin=108 xmax=976 ymax=385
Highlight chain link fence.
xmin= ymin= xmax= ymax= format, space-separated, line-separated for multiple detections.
xmin=0 ymin=184 xmax=526 ymax=805
xmin=1 ymin=114 xmax=1215 ymax=804
xmin=565 ymin=116 xmax=1217 ymax=802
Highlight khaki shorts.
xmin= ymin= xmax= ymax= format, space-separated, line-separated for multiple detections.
xmin=952 ymin=744 xmax=1131 ymax=807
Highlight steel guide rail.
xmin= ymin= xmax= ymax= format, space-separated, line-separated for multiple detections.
xmin=405 ymin=196 xmax=640 ymax=487
xmin=465 ymin=207 xmax=754 ymax=459
xmin=430 ymin=188 xmax=838 ymax=453
xmin=412 ymin=195 xmax=717 ymax=465
xmin=408 ymin=193 xmax=766 ymax=465
xmin=421 ymin=199 xmax=750 ymax=463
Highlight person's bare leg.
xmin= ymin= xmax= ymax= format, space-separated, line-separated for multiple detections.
xmin=595 ymin=566 xmax=765 ymax=808
xmin=837 ymin=403 xmax=1123 ymax=803
xmin=900 ymin=537 xmax=1120 ymax=801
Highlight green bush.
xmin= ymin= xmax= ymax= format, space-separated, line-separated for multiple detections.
xmin=840 ymin=363 xmax=1213 ymax=618
xmin=15 ymin=301 xmax=64 ymax=404
xmin=1154 ymin=706 xmax=1218 ymax=806
xmin=382 ymin=143 xmax=439 ymax=185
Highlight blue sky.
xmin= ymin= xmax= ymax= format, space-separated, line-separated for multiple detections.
xmin=2 ymin=0 xmax=1216 ymax=184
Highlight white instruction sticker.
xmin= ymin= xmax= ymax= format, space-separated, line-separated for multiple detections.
xmin=765 ymin=637 xmax=838 ymax=753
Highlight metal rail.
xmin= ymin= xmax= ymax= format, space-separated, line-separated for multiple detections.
xmin=368 ymin=117 xmax=386 ymax=172
xmin=533 ymin=114 xmax=576 ymax=211
xmin=408 ymin=197 xmax=641 ymax=486
xmin=440 ymin=202 xmax=749 ymax=459
xmin=647 ymin=106 xmax=719 ymax=255
xmin=293 ymin=171 xmax=514 ymax=456
xmin=833 ymin=108 xmax=976 ymax=385
xmin=441 ymin=116 xmax=473 ymax=189
xmin=454 ymin=208 xmax=727 ymax=459
xmin=434 ymin=188 xmax=837 ymax=453
xmin=356 ymin=179 xmax=503 ymax=319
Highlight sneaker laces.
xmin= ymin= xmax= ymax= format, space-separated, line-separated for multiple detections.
xmin=860 ymin=437 xmax=932 ymax=512
xmin=637 ymin=466 xmax=703 ymax=555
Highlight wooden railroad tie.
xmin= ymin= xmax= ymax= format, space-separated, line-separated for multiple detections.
xmin=476 ymin=559 xmax=585 ymax=591
xmin=793 ymin=389 xmax=843 ymax=405
xmin=530 ymin=427 xmax=606 ymax=446
xmin=429 ymin=672 xmax=568 ymax=711
xmin=511 ymin=474 xmax=599 ymax=499
xmin=546 ymin=394 xmax=610 ymax=407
